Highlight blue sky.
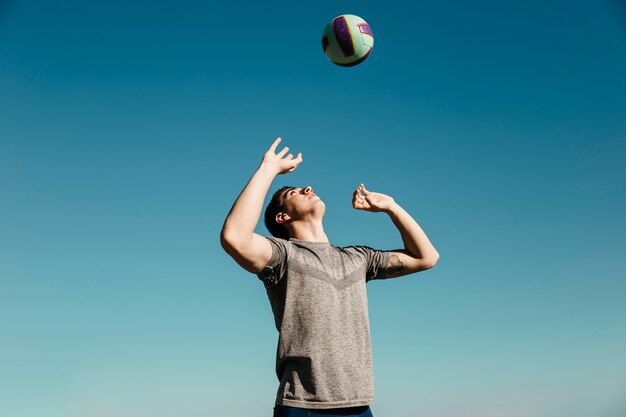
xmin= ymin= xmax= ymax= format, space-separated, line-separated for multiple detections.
xmin=1 ymin=1 xmax=625 ymax=416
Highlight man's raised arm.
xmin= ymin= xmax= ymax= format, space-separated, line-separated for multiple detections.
xmin=353 ymin=183 xmax=440 ymax=278
xmin=220 ymin=137 xmax=302 ymax=273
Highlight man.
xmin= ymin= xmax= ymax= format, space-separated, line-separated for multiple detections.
xmin=220 ymin=138 xmax=439 ymax=417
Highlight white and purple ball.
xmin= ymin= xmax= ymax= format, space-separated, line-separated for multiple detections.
xmin=321 ymin=14 xmax=374 ymax=67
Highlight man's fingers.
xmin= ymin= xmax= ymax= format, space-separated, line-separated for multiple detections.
xmin=269 ymin=137 xmax=282 ymax=152
xmin=277 ymin=146 xmax=290 ymax=158
xmin=281 ymin=152 xmax=303 ymax=173
xmin=288 ymin=153 xmax=302 ymax=168
xmin=352 ymin=191 xmax=360 ymax=209
xmin=352 ymin=188 xmax=368 ymax=210
xmin=360 ymin=184 xmax=370 ymax=195
xmin=273 ymin=150 xmax=302 ymax=175
xmin=354 ymin=189 xmax=365 ymax=201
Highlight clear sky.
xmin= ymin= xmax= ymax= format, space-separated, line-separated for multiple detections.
xmin=1 ymin=1 xmax=625 ymax=416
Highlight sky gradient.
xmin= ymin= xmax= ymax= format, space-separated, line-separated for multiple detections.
xmin=1 ymin=1 xmax=625 ymax=416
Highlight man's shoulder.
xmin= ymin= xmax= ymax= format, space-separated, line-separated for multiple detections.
xmin=335 ymin=244 xmax=378 ymax=260
xmin=263 ymin=235 xmax=290 ymax=245
xmin=260 ymin=235 xmax=294 ymax=260
xmin=338 ymin=243 xmax=377 ymax=252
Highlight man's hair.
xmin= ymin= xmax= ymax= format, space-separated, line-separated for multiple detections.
xmin=264 ymin=186 xmax=295 ymax=240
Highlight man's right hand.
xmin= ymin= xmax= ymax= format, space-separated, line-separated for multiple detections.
xmin=261 ymin=137 xmax=303 ymax=175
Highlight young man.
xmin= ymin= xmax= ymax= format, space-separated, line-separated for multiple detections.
xmin=220 ymin=138 xmax=439 ymax=417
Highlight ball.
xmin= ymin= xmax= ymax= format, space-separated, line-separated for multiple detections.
xmin=321 ymin=14 xmax=374 ymax=67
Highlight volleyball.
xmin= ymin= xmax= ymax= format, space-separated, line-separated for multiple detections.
xmin=321 ymin=14 xmax=374 ymax=67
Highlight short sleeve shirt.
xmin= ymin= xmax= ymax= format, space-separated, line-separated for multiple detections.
xmin=256 ymin=236 xmax=390 ymax=409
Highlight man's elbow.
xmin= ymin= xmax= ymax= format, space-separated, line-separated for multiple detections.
xmin=422 ymin=252 xmax=440 ymax=270
xmin=220 ymin=229 xmax=239 ymax=252
xmin=220 ymin=229 xmax=253 ymax=256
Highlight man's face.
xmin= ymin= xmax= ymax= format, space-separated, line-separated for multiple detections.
xmin=279 ymin=185 xmax=325 ymax=220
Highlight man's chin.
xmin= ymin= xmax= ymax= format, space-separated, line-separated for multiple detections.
xmin=313 ymin=202 xmax=326 ymax=216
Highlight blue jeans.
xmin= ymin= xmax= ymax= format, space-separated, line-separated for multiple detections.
xmin=273 ymin=404 xmax=374 ymax=417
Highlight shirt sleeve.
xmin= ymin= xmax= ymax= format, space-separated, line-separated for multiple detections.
xmin=346 ymin=245 xmax=390 ymax=282
xmin=256 ymin=236 xmax=290 ymax=287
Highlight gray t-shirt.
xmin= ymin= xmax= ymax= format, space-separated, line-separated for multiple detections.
xmin=256 ymin=236 xmax=390 ymax=409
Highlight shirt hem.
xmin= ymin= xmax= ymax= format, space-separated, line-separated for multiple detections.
xmin=276 ymin=397 xmax=374 ymax=409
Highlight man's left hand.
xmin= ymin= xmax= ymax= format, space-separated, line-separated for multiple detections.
xmin=352 ymin=184 xmax=396 ymax=213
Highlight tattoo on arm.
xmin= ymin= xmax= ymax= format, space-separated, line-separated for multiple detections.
xmin=386 ymin=254 xmax=404 ymax=277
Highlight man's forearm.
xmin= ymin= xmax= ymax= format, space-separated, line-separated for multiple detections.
xmin=221 ymin=162 xmax=277 ymax=244
xmin=386 ymin=203 xmax=439 ymax=262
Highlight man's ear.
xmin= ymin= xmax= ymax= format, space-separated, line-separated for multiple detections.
xmin=275 ymin=212 xmax=291 ymax=225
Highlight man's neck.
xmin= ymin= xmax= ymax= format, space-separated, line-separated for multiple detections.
xmin=290 ymin=219 xmax=328 ymax=243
